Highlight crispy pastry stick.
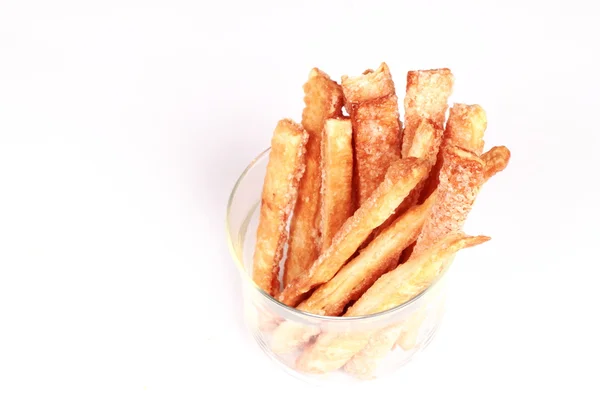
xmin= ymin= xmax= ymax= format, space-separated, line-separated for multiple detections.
xmin=252 ymin=119 xmax=308 ymax=296
xmin=277 ymin=158 xmax=429 ymax=307
xmin=342 ymin=63 xmax=402 ymax=206
xmin=284 ymin=69 xmax=344 ymax=287
xmin=401 ymin=69 xmax=454 ymax=158
xmin=413 ymin=145 xmax=485 ymax=255
xmin=270 ymin=194 xmax=436 ymax=354
xmin=320 ymin=117 xmax=354 ymax=250
xmin=295 ymin=233 xmax=490 ymax=374
xmin=420 ymin=104 xmax=487 ymax=202
xmin=482 ymin=145 xmax=511 ymax=183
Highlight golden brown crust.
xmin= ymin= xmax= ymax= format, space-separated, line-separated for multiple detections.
xmin=482 ymin=145 xmax=511 ymax=183
xmin=320 ymin=117 xmax=354 ymax=250
xmin=283 ymin=69 xmax=344 ymax=287
xmin=295 ymin=233 xmax=490 ymax=374
xmin=277 ymin=158 xmax=429 ymax=306
xmin=413 ymin=145 xmax=485 ymax=256
xmin=252 ymin=119 xmax=308 ymax=296
xmin=342 ymin=63 xmax=402 ymax=206
xmin=402 ymin=69 xmax=454 ymax=158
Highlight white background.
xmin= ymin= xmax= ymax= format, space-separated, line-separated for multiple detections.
xmin=1 ymin=0 xmax=599 ymax=399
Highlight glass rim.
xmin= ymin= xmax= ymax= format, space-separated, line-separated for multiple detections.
xmin=225 ymin=147 xmax=449 ymax=323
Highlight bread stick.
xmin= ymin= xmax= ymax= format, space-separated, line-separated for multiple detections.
xmin=342 ymin=63 xmax=402 ymax=206
xmin=320 ymin=117 xmax=354 ymax=250
xmin=278 ymin=158 xmax=429 ymax=307
xmin=252 ymin=119 xmax=308 ymax=296
xmin=413 ymin=145 xmax=485 ymax=255
xmin=284 ymin=69 xmax=344 ymax=287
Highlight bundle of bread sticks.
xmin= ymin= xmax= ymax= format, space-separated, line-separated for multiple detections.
xmin=250 ymin=62 xmax=511 ymax=379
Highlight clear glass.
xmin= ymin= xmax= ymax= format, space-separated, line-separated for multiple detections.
xmin=226 ymin=148 xmax=450 ymax=384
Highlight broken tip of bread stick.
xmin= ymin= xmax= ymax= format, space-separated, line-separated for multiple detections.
xmin=482 ymin=145 xmax=511 ymax=183
xmin=252 ymin=118 xmax=308 ymax=296
xmin=283 ymin=69 xmax=344 ymax=288
xmin=277 ymin=157 xmax=429 ymax=307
